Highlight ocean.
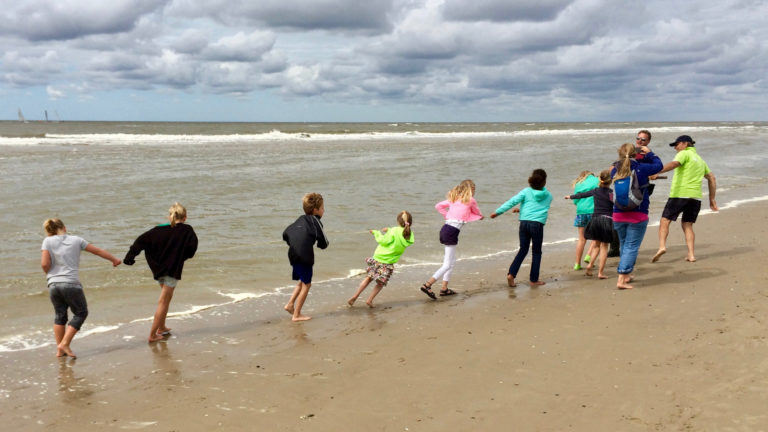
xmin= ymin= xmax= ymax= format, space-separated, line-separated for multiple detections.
xmin=2 ymin=121 xmax=767 ymax=353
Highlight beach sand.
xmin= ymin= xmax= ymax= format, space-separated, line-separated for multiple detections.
xmin=2 ymin=201 xmax=767 ymax=431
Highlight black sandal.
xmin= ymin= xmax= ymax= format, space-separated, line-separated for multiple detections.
xmin=420 ymin=284 xmax=437 ymax=300
xmin=439 ymin=288 xmax=457 ymax=296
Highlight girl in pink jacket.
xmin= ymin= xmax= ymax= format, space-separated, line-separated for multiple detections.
xmin=420 ymin=179 xmax=483 ymax=299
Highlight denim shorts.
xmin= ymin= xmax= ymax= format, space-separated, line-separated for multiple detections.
xmin=157 ymin=275 xmax=179 ymax=288
xmin=573 ymin=214 xmax=593 ymax=228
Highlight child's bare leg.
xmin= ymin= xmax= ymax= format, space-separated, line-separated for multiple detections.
xmin=587 ymin=240 xmax=599 ymax=262
xmin=574 ymin=228 xmax=587 ymax=268
xmin=53 ymin=324 xmax=66 ymax=356
xmin=57 ymin=325 xmax=79 ymax=358
xmin=652 ymin=217 xmax=672 ymax=262
xmin=285 ymin=282 xmax=301 ymax=314
xmin=149 ymin=285 xmax=174 ymax=342
xmin=156 ymin=285 xmax=175 ymax=335
xmin=292 ymin=283 xmax=312 ymax=321
xmin=597 ymin=242 xmax=609 ymax=279
xmin=348 ymin=277 xmax=372 ymax=306
xmin=366 ymin=283 xmax=384 ymax=308
xmin=585 ymin=244 xmax=594 ymax=276
xmin=682 ymin=222 xmax=696 ymax=262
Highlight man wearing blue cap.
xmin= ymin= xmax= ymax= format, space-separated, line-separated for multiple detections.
xmin=651 ymin=135 xmax=718 ymax=263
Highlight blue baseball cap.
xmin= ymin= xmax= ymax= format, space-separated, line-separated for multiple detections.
xmin=669 ymin=135 xmax=695 ymax=147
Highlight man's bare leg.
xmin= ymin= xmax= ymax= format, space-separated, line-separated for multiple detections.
xmin=682 ymin=221 xmax=696 ymax=262
xmin=652 ymin=217 xmax=672 ymax=263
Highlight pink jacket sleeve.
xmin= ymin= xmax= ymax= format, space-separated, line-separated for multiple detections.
xmin=435 ymin=200 xmax=451 ymax=217
xmin=466 ymin=198 xmax=484 ymax=221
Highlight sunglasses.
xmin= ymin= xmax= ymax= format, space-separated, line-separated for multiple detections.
xmin=636 ymin=137 xmax=648 ymax=142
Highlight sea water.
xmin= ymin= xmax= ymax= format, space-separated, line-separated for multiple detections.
xmin=1 ymin=121 xmax=767 ymax=353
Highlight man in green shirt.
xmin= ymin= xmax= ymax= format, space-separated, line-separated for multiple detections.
xmin=651 ymin=135 xmax=718 ymax=263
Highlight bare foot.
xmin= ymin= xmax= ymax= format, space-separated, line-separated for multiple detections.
xmin=585 ymin=267 xmax=593 ymax=277
xmin=617 ymin=275 xmax=633 ymax=289
xmin=347 ymin=298 xmax=356 ymax=306
xmin=530 ymin=280 xmax=546 ymax=286
xmin=651 ymin=249 xmax=666 ymax=263
xmin=598 ymin=274 xmax=608 ymax=279
xmin=148 ymin=333 xmax=164 ymax=343
xmin=58 ymin=344 xmax=77 ymax=358
xmin=284 ymin=304 xmax=294 ymax=315
xmin=292 ymin=315 xmax=312 ymax=322
xmin=366 ymin=301 xmax=375 ymax=308
xmin=506 ymin=274 xmax=517 ymax=287
xmin=686 ymin=256 xmax=696 ymax=262
xmin=157 ymin=327 xmax=171 ymax=336
xmin=56 ymin=348 xmax=66 ymax=357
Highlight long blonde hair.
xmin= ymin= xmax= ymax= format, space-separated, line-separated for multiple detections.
xmin=571 ymin=170 xmax=594 ymax=187
xmin=447 ymin=179 xmax=475 ymax=204
xmin=43 ymin=218 xmax=66 ymax=236
xmin=397 ymin=210 xmax=413 ymax=239
xmin=614 ymin=143 xmax=636 ymax=180
xmin=168 ymin=202 xmax=187 ymax=227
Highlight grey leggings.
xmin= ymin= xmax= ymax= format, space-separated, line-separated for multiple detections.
xmin=48 ymin=282 xmax=89 ymax=330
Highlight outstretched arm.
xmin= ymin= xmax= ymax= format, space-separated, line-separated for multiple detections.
xmin=85 ymin=244 xmax=122 ymax=266
xmin=704 ymin=172 xmax=718 ymax=211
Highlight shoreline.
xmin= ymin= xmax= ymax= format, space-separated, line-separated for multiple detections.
xmin=2 ymin=200 xmax=767 ymax=430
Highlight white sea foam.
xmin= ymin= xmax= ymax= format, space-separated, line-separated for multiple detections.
xmin=1 ymin=124 xmax=764 ymax=146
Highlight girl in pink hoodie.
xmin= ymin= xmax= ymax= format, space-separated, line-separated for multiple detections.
xmin=420 ymin=179 xmax=483 ymax=299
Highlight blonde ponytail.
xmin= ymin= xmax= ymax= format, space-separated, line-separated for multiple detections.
xmin=168 ymin=202 xmax=187 ymax=227
xmin=614 ymin=143 xmax=636 ymax=180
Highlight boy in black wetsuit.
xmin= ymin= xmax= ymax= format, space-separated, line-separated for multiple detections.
xmin=282 ymin=193 xmax=329 ymax=321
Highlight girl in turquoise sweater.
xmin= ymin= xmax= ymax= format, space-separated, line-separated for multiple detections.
xmin=570 ymin=171 xmax=599 ymax=270
xmin=348 ymin=211 xmax=414 ymax=308
xmin=490 ymin=169 xmax=553 ymax=287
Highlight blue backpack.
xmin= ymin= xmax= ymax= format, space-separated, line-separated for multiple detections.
xmin=613 ymin=167 xmax=645 ymax=211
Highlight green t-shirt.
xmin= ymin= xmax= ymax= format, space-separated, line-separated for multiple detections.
xmin=669 ymin=147 xmax=711 ymax=199
xmin=371 ymin=226 xmax=415 ymax=264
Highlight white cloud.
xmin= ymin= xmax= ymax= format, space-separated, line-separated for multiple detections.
xmin=46 ymin=85 xmax=65 ymax=100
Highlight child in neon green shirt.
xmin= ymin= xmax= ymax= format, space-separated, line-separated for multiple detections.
xmin=348 ymin=211 xmax=414 ymax=308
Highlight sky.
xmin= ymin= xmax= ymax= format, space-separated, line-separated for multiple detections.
xmin=1 ymin=0 xmax=767 ymax=122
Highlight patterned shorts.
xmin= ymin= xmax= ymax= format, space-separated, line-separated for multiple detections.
xmin=365 ymin=257 xmax=395 ymax=287
xmin=573 ymin=214 xmax=593 ymax=228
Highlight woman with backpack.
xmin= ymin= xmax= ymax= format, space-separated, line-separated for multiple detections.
xmin=611 ymin=143 xmax=663 ymax=289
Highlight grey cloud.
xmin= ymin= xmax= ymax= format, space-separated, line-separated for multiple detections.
xmin=169 ymin=0 xmax=396 ymax=33
xmin=0 ymin=0 xmax=167 ymax=41
xmin=442 ymin=0 xmax=574 ymax=22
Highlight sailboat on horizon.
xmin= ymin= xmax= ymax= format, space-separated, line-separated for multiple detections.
xmin=17 ymin=108 xmax=28 ymax=123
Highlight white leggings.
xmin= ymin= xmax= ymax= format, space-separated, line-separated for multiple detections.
xmin=432 ymin=245 xmax=457 ymax=282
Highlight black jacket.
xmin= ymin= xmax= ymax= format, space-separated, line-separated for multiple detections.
xmin=124 ymin=223 xmax=198 ymax=280
xmin=282 ymin=215 xmax=329 ymax=266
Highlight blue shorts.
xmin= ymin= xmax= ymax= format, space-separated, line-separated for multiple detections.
xmin=573 ymin=214 xmax=592 ymax=228
xmin=292 ymin=264 xmax=313 ymax=284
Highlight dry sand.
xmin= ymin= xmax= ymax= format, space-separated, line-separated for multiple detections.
xmin=2 ymin=201 xmax=767 ymax=431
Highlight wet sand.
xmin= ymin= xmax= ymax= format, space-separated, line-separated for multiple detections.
xmin=2 ymin=201 xmax=767 ymax=431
